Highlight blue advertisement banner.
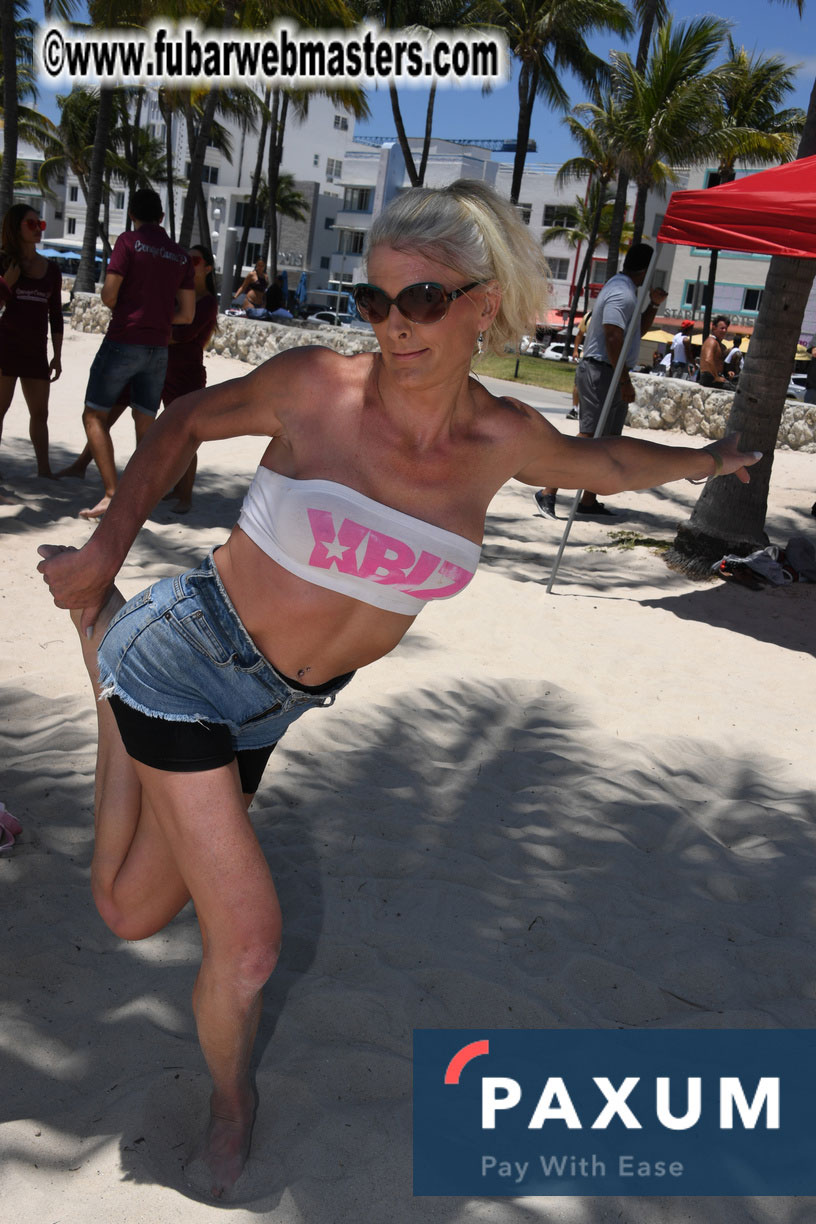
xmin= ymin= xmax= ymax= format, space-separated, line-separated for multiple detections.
xmin=413 ymin=1029 xmax=816 ymax=1196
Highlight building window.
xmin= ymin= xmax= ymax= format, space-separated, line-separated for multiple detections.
xmin=548 ymin=258 xmax=569 ymax=280
xmin=320 ymin=256 xmax=330 ymax=269
xmin=235 ymin=200 xmax=265 ymax=229
xmin=55 ymin=209 xmax=63 ymax=220
xmin=339 ymin=230 xmax=365 ymax=255
xmin=518 ymin=202 xmax=532 ymax=225
xmin=334 ymin=114 xmax=348 ymax=130
xmin=342 ymin=186 xmax=372 ymax=212
xmin=246 ymin=242 xmax=264 ymax=265
xmin=69 ymin=185 xmax=78 ymax=202
xmin=590 ymin=258 xmax=607 ymax=283
xmin=543 ymin=204 xmax=574 ymax=228
xmin=67 ymin=218 xmax=76 ymax=234
xmin=326 ymin=158 xmax=342 ymax=179
xmin=313 ymin=153 xmax=320 ymax=166
xmin=186 ymin=163 xmax=219 ymax=184
xmin=114 ymin=191 xmax=125 ymax=210
xmin=325 ymin=216 xmax=335 ymax=229
xmin=743 ymin=288 xmax=763 ymax=312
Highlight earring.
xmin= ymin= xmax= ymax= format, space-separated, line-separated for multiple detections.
xmin=476 ymin=331 xmax=484 ymax=355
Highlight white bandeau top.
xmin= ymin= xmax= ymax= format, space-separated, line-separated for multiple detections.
xmin=237 ymin=467 xmax=481 ymax=615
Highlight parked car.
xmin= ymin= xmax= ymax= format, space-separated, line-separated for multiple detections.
xmin=519 ymin=334 xmax=545 ymax=357
xmin=787 ymin=373 xmax=807 ymax=400
xmin=542 ymin=342 xmax=578 ymax=362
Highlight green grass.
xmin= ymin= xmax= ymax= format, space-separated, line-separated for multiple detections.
xmin=474 ymin=352 xmax=577 ymax=392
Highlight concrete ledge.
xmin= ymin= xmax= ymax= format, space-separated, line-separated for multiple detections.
xmin=629 ymin=373 xmax=816 ymax=452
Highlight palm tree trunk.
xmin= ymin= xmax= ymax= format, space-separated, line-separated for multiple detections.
xmin=605 ymin=175 xmax=628 ymax=279
xmin=234 ymin=87 xmax=271 ymax=291
xmin=180 ymin=89 xmax=220 ymax=249
xmin=74 ymin=86 xmax=116 ymax=294
xmin=265 ymin=92 xmax=289 ymax=279
xmin=631 ymin=184 xmax=648 ymax=245
xmin=197 ymin=185 xmax=209 ymax=247
xmin=416 ymin=82 xmax=437 ymax=186
xmin=388 ymin=83 xmax=419 ymax=187
xmin=510 ymin=63 xmax=537 ymax=205
xmin=668 ymin=254 xmax=816 ymax=574
xmin=668 ymin=73 xmax=816 ymax=575
xmin=0 ymin=0 xmax=18 ymax=217
xmin=563 ymin=193 xmax=604 ymax=354
xmin=161 ymin=98 xmax=176 ymax=240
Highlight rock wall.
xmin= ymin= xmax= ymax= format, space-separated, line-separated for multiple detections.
xmin=70 ymin=293 xmax=380 ymax=365
xmin=70 ymin=296 xmax=814 ymax=451
xmin=629 ymin=373 xmax=816 ymax=452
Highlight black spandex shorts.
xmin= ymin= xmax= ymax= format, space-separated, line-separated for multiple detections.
xmin=108 ymin=694 xmax=277 ymax=794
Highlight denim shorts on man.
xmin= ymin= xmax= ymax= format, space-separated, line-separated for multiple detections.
xmin=85 ymin=339 xmax=169 ymax=417
xmin=96 ymin=550 xmax=354 ymax=778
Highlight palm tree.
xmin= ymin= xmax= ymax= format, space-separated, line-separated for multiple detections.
xmin=542 ymin=183 xmax=632 ymax=304
xmin=711 ymin=37 xmax=805 ymax=183
xmin=604 ymin=0 xmax=668 ymax=278
xmin=261 ymin=84 xmax=368 ymax=280
xmin=611 ymin=16 xmax=730 ymax=245
xmin=488 ymin=0 xmax=633 ymax=205
xmin=258 ymin=171 xmax=310 ymax=271
xmin=667 ymin=2 xmax=815 ymax=575
xmin=38 ymin=88 xmax=100 ymax=202
xmin=361 ymin=0 xmax=482 ymax=187
xmin=554 ymin=92 xmax=622 ymax=351
xmin=0 ymin=0 xmax=71 ymax=214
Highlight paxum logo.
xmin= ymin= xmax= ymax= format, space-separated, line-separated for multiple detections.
xmin=444 ymin=1039 xmax=780 ymax=1131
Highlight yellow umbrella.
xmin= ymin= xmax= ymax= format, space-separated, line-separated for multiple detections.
xmin=738 ymin=336 xmax=751 ymax=353
xmin=642 ymin=329 xmax=675 ymax=343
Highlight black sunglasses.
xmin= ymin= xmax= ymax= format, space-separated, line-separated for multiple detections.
xmin=351 ymin=280 xmax=481 ymax=325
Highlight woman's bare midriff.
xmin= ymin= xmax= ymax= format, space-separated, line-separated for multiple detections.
xmin=213 ymin=526 xmax=417 ymax=686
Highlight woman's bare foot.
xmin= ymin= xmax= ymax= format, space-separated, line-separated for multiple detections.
xmin=79 ymin=495 xmax=112 ymax=520
xmin=185 ymin=1091 xmax=257 ymax=1199
xmin=55 ymin=459 xmax=89 ymax=480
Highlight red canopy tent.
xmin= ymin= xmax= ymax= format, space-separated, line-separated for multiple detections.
xmin=657 ymin=154 xmax=816 ymax=258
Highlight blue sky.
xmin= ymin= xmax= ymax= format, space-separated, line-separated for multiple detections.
xmin=29 ymin=0 xmax=816 ymax=168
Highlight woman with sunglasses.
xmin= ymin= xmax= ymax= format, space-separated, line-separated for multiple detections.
xmin=0 ymin=205 xmax=63 ymax=479
xmin=37 ymin=180 xmax=759 ymax=1199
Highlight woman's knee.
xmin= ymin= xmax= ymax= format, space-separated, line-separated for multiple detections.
xmin=208 ymin=921 xmax=282 ymax=992
xmin=92 ymin=886 xmax=165 ymax=941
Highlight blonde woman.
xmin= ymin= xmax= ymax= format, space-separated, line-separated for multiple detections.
xmin=38 ymin=181 xmax=759 ymax=1199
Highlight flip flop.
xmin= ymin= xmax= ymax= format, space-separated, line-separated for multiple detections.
xmin=0 ymin=804 xmax=23 ymax=854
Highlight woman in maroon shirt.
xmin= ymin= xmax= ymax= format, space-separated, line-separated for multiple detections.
xmin=162 ymin=244 xmax=218 ymax=512
xmin=0 ymin=205 xmax=64 ymax=478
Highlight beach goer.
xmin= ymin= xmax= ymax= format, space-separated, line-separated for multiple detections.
xmin=669 ymin=319 xmax=694 ymax=378
xmin=698 ymin=315 xmax=730 ymax=387
xmin=233 ymin=259 xmax=268 ymax=311
xmin=803 ymin=339 xmax=816 ymax=406
xmin=0 ymin=204 xmax=63 ymax=479
xmin=79 ymin=188 xmax=194 ymax=520
xmin=37 ymin=181 xmax=760 ymax=1200
xmin=162 ymin=245 xmax=218 ymax=512
xmin=534 ymin=242 xmax=668 ymax=519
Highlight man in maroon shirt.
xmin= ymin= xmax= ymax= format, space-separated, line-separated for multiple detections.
xmin=80 ymin=189 xmax=194 ymax=519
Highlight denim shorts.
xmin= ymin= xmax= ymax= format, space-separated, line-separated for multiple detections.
xmin=97 ymin=551 xmax=354 ymax=785
xmin=85 ymin=339 xmax=169 ymax=417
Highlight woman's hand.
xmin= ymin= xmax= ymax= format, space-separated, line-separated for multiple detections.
xmin=49 ymin=356 xmax=62 ymax=382
xmin=37 ymin=544 xmax=117 ymax=636
xmin=703 ymin=432 xmax=762 ymax=483
xmin=2 ymin=260 xmax=20 ymax=288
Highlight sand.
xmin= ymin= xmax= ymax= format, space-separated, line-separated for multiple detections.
xmin=1 ymin=325 xmax=815 ymax=1222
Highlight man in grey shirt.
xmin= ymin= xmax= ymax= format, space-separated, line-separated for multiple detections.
xmin=535 ymin=243 xmax=667 ymax=517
